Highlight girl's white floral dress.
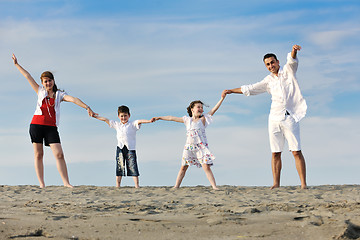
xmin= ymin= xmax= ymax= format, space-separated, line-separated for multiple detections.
xmin=181 ymin=114 xmax=215 ymax=167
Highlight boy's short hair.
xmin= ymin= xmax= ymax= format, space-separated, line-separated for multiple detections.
xmin=263 ymin=53 xmax=278 ymax=62
xmin=118 ymin=105 xmax=130 ymax=115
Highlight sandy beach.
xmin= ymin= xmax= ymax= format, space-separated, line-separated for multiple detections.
xmin=0 ymin=185 xmax=359 ymax=240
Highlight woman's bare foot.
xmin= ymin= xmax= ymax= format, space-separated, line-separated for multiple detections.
xmin=270 ymin=184 xmax=280 ymax=190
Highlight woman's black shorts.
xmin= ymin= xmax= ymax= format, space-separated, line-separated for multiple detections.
xmin=29 ymin=124 xmax=61 ymax=147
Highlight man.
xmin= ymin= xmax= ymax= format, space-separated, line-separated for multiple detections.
xmin=223 ymin=44 xmax=307 ymax=189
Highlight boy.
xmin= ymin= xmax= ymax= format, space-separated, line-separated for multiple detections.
xmin=94 ymin=105 xmax=152 ymax=188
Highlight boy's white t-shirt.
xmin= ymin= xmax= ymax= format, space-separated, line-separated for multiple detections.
xmin=109 ymin=120 xmax=140 ymax=150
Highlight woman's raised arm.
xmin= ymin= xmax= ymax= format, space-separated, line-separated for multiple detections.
xmin=12 ymin=54 xmax=39 ymax=93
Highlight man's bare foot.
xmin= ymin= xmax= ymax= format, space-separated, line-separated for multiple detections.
xmin=301 ymin=185 xmax=308 ymax=189
xmin=64 ymin=184 xmax=74 ymax=188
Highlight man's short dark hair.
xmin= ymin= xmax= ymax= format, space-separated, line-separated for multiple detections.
xmin=263 ymin=53 xmax=278 ymax=62
xmin=118 ymin=105 xmax=130 ymax=115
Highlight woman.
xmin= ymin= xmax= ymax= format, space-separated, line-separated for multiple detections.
xmin=12 ymin=54 xmax=96 ymax=188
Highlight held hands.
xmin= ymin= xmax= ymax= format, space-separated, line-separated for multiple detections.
xmin=150 ymin=117 xmax=159 ymax=122
xmin=222 ymin=89 xmax=232 ymax=98
xmin=86 ymin=106 xmax=98 ymax=118
xmin=221 ymin=89 xmax=227 ymax=99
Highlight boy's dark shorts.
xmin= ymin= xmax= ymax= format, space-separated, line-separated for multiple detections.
xmin=29 ymin=124 xmax=61 ymax=147
xmin=116 ymin=146 xmax=139 ymax=177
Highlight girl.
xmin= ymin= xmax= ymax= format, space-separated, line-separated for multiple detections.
xmin=152 ymin=91 xmax=226 ymax=190
xmin=12 ymin=54 xmax=96 ymax=188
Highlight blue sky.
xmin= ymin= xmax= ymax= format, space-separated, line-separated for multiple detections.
xmin=0 ymin=0 xmax=359 ymax=187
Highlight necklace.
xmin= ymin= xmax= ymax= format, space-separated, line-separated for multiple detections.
xmin=45 ymin=97 xmax=55 ymax=107
xmin=45 ymin=97 xmax=55 ymax=118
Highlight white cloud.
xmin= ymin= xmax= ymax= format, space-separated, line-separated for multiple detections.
xmin=308 ymin=29 xmax=360 ymax=50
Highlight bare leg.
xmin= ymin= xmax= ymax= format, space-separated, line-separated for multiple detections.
xmin=271 ymin=152 xmax=282 ymax=189
xmin=33 ymin=143 xmax=45 ymax=188
xmin=133 ymin=176 xmax=140 ymax=188
xmin=174 ymin=165 xmax=189 ymax=188
xmin=116 ymin=176 xmax=122 ymax=187
xmin=201 ymin=164 xmax=218 ymax=190
xmin=49 ymin=143 xmax=73 ymax=188
xmin=292 ymin=150 xmax=307 ymax=189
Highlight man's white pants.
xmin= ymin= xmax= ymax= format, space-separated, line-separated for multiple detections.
xmin=269 ymin=115 xmax=301 ymax=152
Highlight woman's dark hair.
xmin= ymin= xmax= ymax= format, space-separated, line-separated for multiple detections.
xmin=187 ymin=100 xmax=204 ymax=117
xmin=118 ymin=105 xmax=130 ymax=115
xmin=40 ymin=71 xmax=58 ymax=92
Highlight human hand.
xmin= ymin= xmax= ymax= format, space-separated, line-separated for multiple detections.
xmin=12 ymin=54 xmax=18 ymax=65
xmin=151 ymin=117 xmax=158 ymax=122
xmin=222 ymin=89 xmax=232 ymax=98
xmin=221 ymin=90 xmax=229 ymax=98
xmin=87 ymin=107 xmax=98 ymax=117
xmin=291 ymin=45 xmax=302 ymax=59
xmin=292 ymin=45 xmax=301 ymax=52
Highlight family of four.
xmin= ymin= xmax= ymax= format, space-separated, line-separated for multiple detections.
xmin=12 ymin=44 xmax=307 ymax=190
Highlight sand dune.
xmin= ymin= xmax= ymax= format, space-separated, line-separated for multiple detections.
xmin=0 ymin=185 xmax=359 ymax=239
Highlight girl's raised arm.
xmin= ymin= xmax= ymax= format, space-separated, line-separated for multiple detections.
xmin=151 ymin=116 xmax=184 ymax=123
xmin=12 ymin=54 xmax=39 ymax=93
xmin=207 ymin=90 xmax=227 ymax=116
